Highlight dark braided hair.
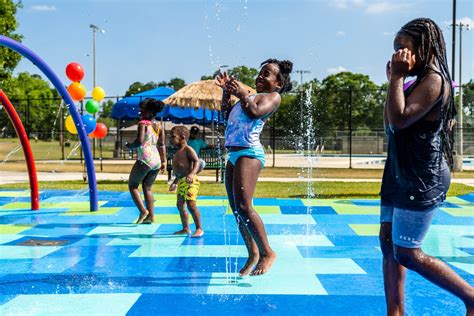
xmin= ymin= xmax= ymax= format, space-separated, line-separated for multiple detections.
xmin=398 ymin=18 xmax=457 ymax=169
xmin=260 ymin=58 xmax=293 ymax=93
xmin=139 ymin=98 xmax=165 ymax=116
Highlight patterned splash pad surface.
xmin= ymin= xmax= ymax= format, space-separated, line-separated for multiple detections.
xmin=0 ymin=190 xmax=472 ymax=315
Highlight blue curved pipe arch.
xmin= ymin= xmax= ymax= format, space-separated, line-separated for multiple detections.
xmin=0 ymin=35 xmax=98 ymax=212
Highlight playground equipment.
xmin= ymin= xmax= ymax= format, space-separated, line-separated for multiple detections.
xmin=0 ymin=35 xmax=98 ymax=211
xmin=0 ymin=90 xmax=39 ymax=210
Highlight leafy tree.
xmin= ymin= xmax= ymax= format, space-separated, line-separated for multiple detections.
xmin=317 ymin=72 xmax=384 ymax=133
xmin=0 ymin=0 xmax=23 ymax=87
xmin=277 ymin=73 xmax=385 ymax=147
xmin=124 ymin=81 xmax=158 ymax=96
xmin=125 ymin=78 xmax=186 ymax=96
xmin=228 ymin=66 xmax=258 ymax=88
xmin=200 ymin=74 xmax=216 ymax=81
xmin=164 ymin=77 xmax=185 ymax=90
xmin=201 ymin=66 xmax=258 ymax=88
xmin=0 ymin=72 xmax=60 ymax=138
xmin=99 ymin=99 xmax=114 ymax=118
xmin=457 ymin=80 xmax=473 ymax=127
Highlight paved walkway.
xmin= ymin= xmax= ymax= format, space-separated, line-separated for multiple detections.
xmin=1 ymin=171 xmax=473 ymax=186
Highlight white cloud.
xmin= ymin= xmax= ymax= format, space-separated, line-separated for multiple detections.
xmin=330 ymin=0 xmax=365 ymax=9
xmin=330 ymin=0 xmax=413 ymax=15
xmin=365 ymin=2 xmax=413 ymax=14
xmin=30 ymin=5 xmax=57 ymax=12
xmin=327 ymin=66 xmax=348 ymax=74
xmin=444 ymin=17 xmax=474 ymax=27
xmin=337 ymin=31 xmax=346 ymax=36
xmin=457 ymin=17 xmax=474 ymax=26
xmin=382 ymin=31 xmax=394 ymax=36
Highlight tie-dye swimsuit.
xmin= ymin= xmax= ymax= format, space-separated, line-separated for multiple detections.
xmin=137 ymin=120 xmax=161 ymax=170
xmin=224 ymin=94 xmax=273 ymax=167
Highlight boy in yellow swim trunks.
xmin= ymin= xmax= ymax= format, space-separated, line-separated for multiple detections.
xmin=169 ymin=126 xmax=204 ymax=238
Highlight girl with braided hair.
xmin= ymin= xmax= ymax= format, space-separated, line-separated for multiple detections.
xmin=379 ymin=18 xmax=473 ymax=315
xmin=216 ymin=59 xmax=293 ymax=276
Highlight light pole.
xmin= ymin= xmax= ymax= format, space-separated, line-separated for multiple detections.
xmin=90 ymin=24 xmax=105 ymax=88
xmin=456 ymin=22 xmax=470 ymax=168
xmin=89 ymin=24 xmax=105 ymax=158
xmin=451 ymin=0 xmax=456 ymax=80
xmin=294 ymin=70 xmax=311 ymax=123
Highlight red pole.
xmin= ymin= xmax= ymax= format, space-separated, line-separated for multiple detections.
xmin=0 ymin=90 xmax=39 ymax=210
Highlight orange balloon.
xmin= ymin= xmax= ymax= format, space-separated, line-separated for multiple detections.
xmin=67 ymin=82 xmax=86 ymax=101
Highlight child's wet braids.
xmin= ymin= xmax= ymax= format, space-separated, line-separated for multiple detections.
xmin=398 ymin=18 xmax=457 ymax=170
xmin=260 ymin=58 xmax=294 ymax=93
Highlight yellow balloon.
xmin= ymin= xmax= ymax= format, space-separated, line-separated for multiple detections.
xmin=91 ymin=86 xmax=105 ymax=101
xmin=65 ymin=115 xmax=77 ymax=134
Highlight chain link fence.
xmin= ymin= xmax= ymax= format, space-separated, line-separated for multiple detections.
xmin=1 ymin=91 xmax=472 ymax=169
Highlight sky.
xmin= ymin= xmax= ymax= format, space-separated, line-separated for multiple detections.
xmin=12 ymin=0 xmax=474 ymax=97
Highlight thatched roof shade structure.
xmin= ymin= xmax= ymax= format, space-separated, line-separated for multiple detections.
xmin=163 ymin=80 xmax=256 ymax=111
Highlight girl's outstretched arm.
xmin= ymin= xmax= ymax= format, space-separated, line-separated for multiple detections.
xmin=215 ymin=72 xmax=232 ymax=120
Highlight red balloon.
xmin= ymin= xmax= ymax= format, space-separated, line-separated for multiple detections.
xmin=65 ymin=62 xmax=85 ymax=82
xmin=90 ymin=123 xmax=108 ymax=139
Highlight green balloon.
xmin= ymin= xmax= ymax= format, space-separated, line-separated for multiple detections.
xmin=85 ymin=99 xmax=99 ymax=114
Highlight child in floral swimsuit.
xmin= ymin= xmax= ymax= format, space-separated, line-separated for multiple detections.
xmin=127 ymin=98 xmax=166 ymax=224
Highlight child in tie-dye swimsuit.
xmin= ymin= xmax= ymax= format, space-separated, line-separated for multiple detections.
xmin=127 ymin=98 xmax=166 ymax=224
xmin=216 ymin=58 xmax=293 ymax=276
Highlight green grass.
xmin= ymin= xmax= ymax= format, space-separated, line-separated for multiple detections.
xmin=0 ymin=180 xmax=472 ymax=199
xmin=0 ymin=139 xmax=116 ymax=160
xmin=2 ymin=161 xmax=474 ymax=179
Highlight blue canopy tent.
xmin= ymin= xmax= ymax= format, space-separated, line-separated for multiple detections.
xmin=157 ymin=105 xmax=224 ymax=125
xmin=111 ymin=87 xmax=175 ymax=120
xmin=111 ymin=87 xmax=224 ymax=125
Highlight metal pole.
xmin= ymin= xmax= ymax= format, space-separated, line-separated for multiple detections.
xmin=295 ymin=70 xmax=310 ymax=125
xmin=272 ymin=113 xmax=276 ymax=167
xmin=202 ymin=108 xmax=206 ymax=140
xmin=458 ymin=23 xmax=463 ymax=159
xmin=114 ymin=96 xmax=120 ymax=158
xmin=100 ymin=138 xmax=103 ymax=172
xmin=26 ymin=97 xmax=30 ymax=138
xmin=451 ymin=0 xmax=456 ymax=80
xmin=60 ymin=101 xmax=65 ymax=160
xmin=92 ymin=28 xmax=97 ymax=159
xmin=93 ymin=29 xmax=96 ymax=88
xmin=80 ymin=100 xmax=84 ymax=166
xmin=90 ymin=24 xmax=104 ymax=160
xmin=349 ymin=88 xmax=353 ymax=169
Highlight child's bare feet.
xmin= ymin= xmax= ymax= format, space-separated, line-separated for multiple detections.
xmin=142 ymin=215 xmax=154 ymax=224
xmin=239 ymin=255 xmax=259 ymax=276
xmin=191 ymin=228 xmax=204 ymax=238
xmin=251 ymin=251 xmax=276 ymax=276
xmin=136 ymin=210 xmax=149 ymax=224
xmin=173 ymin=229 xmax=191 ymax=235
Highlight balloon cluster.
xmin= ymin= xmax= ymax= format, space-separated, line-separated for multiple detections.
xmin=64 ymin=62 xmax=108 ymax=139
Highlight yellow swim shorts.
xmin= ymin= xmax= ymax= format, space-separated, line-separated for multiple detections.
xmin=177 ymin=176 xmax=200 ymax=201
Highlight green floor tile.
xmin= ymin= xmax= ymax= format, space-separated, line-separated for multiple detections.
xmin=0 ymin=224 xmax=34 ymax=234
xmin=349 ymin=224 xmax=380 ymax=236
